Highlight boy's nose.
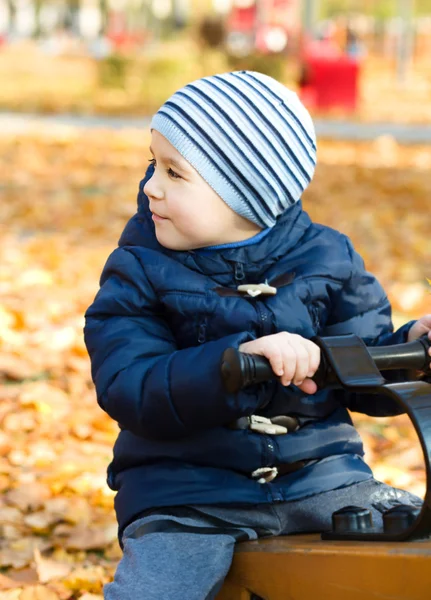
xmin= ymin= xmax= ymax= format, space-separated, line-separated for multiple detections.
xmin=144 ymin=174 xmax=164 ymax=200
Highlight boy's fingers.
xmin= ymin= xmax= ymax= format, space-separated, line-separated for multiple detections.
xmin=298 ymin=379 xmax=318 ymax=395
xmin=266 ymin=345 xmax=284 ymax=378
xmin=279 ymin=343 xmax=297 ymax=386
xmin=282 ymin=344 xmax=299 ymax=385
xmin=291 ymin=342 xmax=310 ymax=385
xmin=240 ymin=333 xmax=323 ymax=387
xmin=295 ymin=336 xmax=319 ymax=382
xmin=304 ymin=340 xmax=321 ymax=377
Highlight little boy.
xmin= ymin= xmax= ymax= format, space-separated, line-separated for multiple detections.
xmin=84 ymin=71 xmax=431 ymax=600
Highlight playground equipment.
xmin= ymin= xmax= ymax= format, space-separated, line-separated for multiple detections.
xmin=217 ymin=333 xmax=431 ymax=599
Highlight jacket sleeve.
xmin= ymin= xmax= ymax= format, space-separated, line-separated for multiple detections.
xmin=84 ymin=247 xmax=264 ymax=440
xmin=322 ymin=237 xmax=416 ymax=417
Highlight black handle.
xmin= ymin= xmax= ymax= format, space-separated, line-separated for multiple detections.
xmin=221 ymin=334 xmax=431 ymax=394
xmin=369 ymin=335 xmax=431 ymax=371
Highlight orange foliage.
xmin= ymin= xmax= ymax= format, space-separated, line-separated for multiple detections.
xmin=0 ymin=129 xmax=429 ymax=596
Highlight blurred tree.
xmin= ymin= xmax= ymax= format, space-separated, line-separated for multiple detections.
xmin=99 ymin=0 xmax=108 ymax=35
xmin=397 ymin=0 xmax=414 ymax=83
xmin=33 ymin=0 xmax=42 ymax=38
xmin=6 ymin=0 xmax=17 ymax=35
xmin=198 ymin=15 xmax=225 ymax=48
xmin=303 ymin=0 xmax=320 ymax=34
xmin=64 ymin=0 xmax=81 ymax=35
xmin=172 ymin=0 xmax=190 ymax=29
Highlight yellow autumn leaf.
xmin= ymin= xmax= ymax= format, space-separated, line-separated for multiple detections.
xmin=0 ymin=591 xmax=22 ymax=600
xmin=19 ymin=586 xmax=60 ymax=600
xmin=33 ymin=547 xmax=72 ymax=584
xmin=63 ymin=566 xmax=106 ymax=594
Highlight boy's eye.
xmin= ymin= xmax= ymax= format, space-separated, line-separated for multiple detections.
xmin=148 ymin=159 xmax=181 ymax=180
xmin=168 ymin=168 xmax=181 ymax=180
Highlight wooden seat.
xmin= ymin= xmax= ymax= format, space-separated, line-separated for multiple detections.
xmin=216 ymin=534 xmax=431 ymax=599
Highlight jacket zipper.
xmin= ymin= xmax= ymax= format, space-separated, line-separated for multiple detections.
xmin=234 ymin=262 xmax=245 ymax=282
xmin=256 ymin=301 xmax=272 ymax=337
xmin=255 ymin=302 xmax=282 ymax=493
xmin=232 ymin=261 xmax=277 ymax=476
xmin=197 ymin=317 xmax=207 ymax=344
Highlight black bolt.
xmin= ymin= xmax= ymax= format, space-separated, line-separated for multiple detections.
xmin=383 ymin=504 xmax=421 ymax=534
xmin=332 ymin=505 xmax=373 ymax=533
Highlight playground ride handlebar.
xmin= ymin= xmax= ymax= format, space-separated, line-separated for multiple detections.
xmin=220 ymin=334 xmax=431 ymax=542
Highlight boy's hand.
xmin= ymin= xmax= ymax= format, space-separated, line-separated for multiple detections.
xmin=239 ymin=332 xmax=321 ymax=395
xmin=407 ymin=314 xmax=431 ymax=370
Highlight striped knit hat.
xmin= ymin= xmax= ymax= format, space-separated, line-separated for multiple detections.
xmin=150 ymin=71 xmax=317 ymax=228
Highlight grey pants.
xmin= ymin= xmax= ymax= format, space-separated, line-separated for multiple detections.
xmin=104 ymin=479 xmax=422 ymax=600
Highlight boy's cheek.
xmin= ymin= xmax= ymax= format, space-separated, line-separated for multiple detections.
xmin=153 ymin=221 xmax=193 ymax=251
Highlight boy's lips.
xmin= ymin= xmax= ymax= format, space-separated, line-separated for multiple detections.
xmin=151 ymin=211 xmax=169 ymax=221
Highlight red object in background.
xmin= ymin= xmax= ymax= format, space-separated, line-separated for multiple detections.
xmin=227 ymin=0 xmax=295 ymax=37
xmin=106 ymin=11 xmax=147 ymax=51
xmin=299 ymin=39 xmax=360 ymax=113
xmin=108 ymin=30 xmax=145 ymax=51
xmin=226 ymin=0 xmax=299 ymax=54
xmin=227 ymin=4 xmax=257 ymax=33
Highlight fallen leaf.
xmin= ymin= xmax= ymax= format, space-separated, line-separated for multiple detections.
xmin=0 ymin=574 xmax=21 ymax=592
xmin=19 ymin=585 xmax=60 ymax=600
xmin=2 ymin=569 xmax=38 ymax=588
xmin=0 ymin=591 xmax=22 ymax=600
xmin=33 ymin=548 xmax=72 ymax=584
xmin=63 ymin=525 xmax=117 ymax=551
xmin=63 ymin=567 xmax=106 ymax=594
xmin=5 ymin=484 xmax=52 ymax=513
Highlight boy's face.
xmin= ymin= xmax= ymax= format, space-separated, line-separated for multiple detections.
xmin=144 ymin=131 xmax=261 ymax=251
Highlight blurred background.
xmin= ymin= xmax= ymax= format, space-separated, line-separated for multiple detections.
xmin=0 ymin=1 xmax=430 ymax=597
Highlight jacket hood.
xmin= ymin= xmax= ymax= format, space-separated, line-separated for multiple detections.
xmin=119 ymin=165 xmax=313 ymax=280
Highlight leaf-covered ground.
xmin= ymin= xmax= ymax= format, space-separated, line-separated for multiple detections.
xmin=0 ymin=128 xmax=430 ymax=598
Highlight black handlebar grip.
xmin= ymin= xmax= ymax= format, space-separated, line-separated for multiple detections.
xmin=369 ymin=334 xmax=431 ymax=373
xmin=220 ymin=347 xmax=329 ymax=394
xmin=220 ymin=347 xmax=275 ymax=394
xmin=221 ymin=334 xmax=431 ymax=394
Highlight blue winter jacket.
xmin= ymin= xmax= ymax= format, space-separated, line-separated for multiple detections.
xmin=84 ymin=165 xmax=415 ymax=543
